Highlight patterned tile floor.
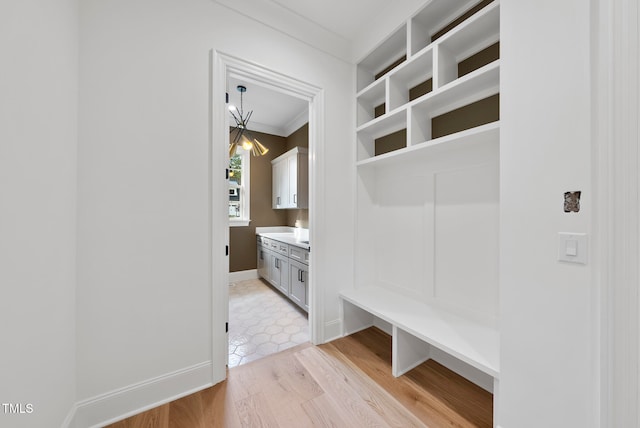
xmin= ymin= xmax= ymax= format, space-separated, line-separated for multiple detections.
xmin=228 ymin=278 xmax=309 ymax=368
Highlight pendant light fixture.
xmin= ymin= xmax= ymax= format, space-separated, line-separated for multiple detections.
xmin=229 ymin=85 xmax=269 ymax=157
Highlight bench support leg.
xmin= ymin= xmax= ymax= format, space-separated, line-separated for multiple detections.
xmin=341 ymin=299 xmax=374 ymax=336
xmin=392 ymin=326 xmax=431 ymax=377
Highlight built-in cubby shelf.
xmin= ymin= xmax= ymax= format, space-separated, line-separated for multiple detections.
xmin=434 ymin=1 xmax=499 ymax=87
xmin=356 ymin=0 xmax=500 ymax=163
xmin=357 ymin=121 xmax=499 ymax=169
xmin=357 ymin=60 xmax=499 ymax=162
xmin=348 ymin=0 xmax=501 ymax=425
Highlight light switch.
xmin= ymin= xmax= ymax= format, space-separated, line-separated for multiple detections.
xmin=558 ymin=233 xmax=587 ymax=264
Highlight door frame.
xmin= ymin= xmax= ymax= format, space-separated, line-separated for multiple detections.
xmin=592 ymin=0 xmax=640 ymax=425
xmin=210 ymin=50 xmax=324 ymax=383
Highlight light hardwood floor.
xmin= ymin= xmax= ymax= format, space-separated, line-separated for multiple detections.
xmin=106 ymin=327 xmax=492 ymax=427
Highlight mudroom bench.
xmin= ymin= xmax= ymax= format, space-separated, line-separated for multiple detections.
xmin=339 ymin=286 xmax=500 ymax=384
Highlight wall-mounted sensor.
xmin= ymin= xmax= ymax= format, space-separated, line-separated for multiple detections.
xmin=564 ymin=191 xmax=581 ymax=213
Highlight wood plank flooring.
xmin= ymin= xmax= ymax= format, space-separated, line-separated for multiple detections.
xmin=106 ymin=327 xmax=492 ymax=428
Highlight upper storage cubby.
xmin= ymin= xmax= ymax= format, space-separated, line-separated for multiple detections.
xmin=411 ymin=0 xmax=495 ymax=55
xmin=357 ymin=24 xmax=407 ymax=93
xmin=356 ymin=0 xmax=500 ymax=163
xmin=433 ymin=1 xmax=499 ymax=88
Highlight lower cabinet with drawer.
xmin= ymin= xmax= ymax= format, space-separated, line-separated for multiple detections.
xmin=257 ymin=235 xmax=310 ymax=312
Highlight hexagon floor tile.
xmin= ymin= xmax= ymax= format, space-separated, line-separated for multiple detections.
xmin=228 ymin=278 xmax=309 ymax=368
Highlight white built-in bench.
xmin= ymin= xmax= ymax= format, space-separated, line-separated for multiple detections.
xmin=339 ymin=286 xmax=500 ymax=391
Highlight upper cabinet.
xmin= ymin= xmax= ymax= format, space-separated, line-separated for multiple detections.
xmin=272 ymin=147 xmax=308 ymax=209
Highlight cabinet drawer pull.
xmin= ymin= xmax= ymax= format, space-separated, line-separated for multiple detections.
xmin=293 ymin=194 xmax=297 ymax=204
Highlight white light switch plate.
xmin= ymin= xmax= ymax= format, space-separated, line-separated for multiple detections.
xmin=558 ymin=232 xmax=588 ymax=264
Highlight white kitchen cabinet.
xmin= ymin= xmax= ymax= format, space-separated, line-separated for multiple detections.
xmin=269 ymin=251 xmax=289 ymax=295
xmin=289 ymin=259 xmax=309 ymax=311
xmin=256 ymin=237 xmax=270 ymax=281
xmin=256 ymin=232 xmax=310 ymax=312
xmin=272 ymin=159 xmax=288 ymax=208
xmin=272 ymin=147 xmax=308 ymax=209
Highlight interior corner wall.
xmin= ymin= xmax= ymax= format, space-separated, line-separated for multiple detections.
xmin=76 ymin=0 xmax=353 ymax=422
xmin=500 ymin=1 xmax=593 ymax=426
xmin=0 ymin=0 xmax=78 ymax=427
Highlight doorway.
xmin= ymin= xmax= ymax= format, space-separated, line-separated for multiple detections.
xmin=210 ymin=51 xmax=323 ymax=383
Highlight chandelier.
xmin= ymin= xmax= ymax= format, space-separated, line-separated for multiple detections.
xmin=229 ymin=85 xmax=269 ymax=157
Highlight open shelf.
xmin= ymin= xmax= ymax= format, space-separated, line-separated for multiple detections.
xmin=435 ymin=1 xmax=500 ymax=88
xmin=356 ymin=104 xmax=407 ymax=137
xmin=357 ymin=77 xmax=386 ymax=127
xmin=356 ymin=1 xmax=499 ymax=133
xmin=357 ymin=108 xmax=407 ymax=161
xmin=410 ymin=0 xmax=482 ymax=55
xmin=388 ymin=46 xmax=434 ymax=111
xmin=357 ymin=60 xmax=499 ymax=162
xmin=413 ymin=59 xmax=499 ymax=119
xmin=357 ymin=121 xmax=498 ymax=169
xmin=357 ymin=24 xmax=407 ymax=92
xmin=437 ymin=1 xmax=499 ymax=63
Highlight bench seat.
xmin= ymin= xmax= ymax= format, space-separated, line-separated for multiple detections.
xmin=339 ymin=286 xmax=500 ymax=379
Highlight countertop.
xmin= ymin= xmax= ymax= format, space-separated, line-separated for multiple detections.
xmin=256 ymin=227 xmax=310 ymax=251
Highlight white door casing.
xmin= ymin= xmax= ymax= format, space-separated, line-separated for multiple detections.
xmin=592 ymin=0 xmax=640 ymax=425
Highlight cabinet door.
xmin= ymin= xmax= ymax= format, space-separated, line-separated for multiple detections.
xmin=288 ymin=154 xmax=297 ymax=208
xmin=269 ymin=253 xmax=289 ymax=295
xmin=257 ymin=246 xmax=269 ymax=281
xmin=272 ymin=159 xmax=288 ymax=208
xmin=289 ymin=261 xmax=308 ymax=311
xmin=292 ymin=152 xmax=308 ymax=209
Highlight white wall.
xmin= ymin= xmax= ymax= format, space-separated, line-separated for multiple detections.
xmin=500 ymin=1 xmax=594 ymax=426
xmin=0 ymin=1 xmax=78 ymax=427
xmin=76 ymin=0 xmax=353 ymax=421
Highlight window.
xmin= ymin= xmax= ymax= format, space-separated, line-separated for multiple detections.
xmin=229 ymin=148 xmax=250 ymax=226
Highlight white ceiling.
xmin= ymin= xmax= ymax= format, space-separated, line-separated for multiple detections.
xmin=228 ymin=76 xmax=308 ymax=137
xmin=267 ymin=0 xmax=391 ymax=41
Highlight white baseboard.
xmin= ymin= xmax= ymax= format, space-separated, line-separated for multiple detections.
xmin=322 ymin=319 xmax=342 ymax=343
xmin=70 ymin=361 xmax=213 ymax=428
xmin=61 ymin=403 xmax=77 ymax=428
xmin=229 ymin=269 xmax=258 ymax=282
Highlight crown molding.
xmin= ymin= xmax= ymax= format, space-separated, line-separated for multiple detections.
xmin=283 ymin=108 xmax=309 ymax=137
xmin=212 ymin=0 xmax=352 ymax=62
